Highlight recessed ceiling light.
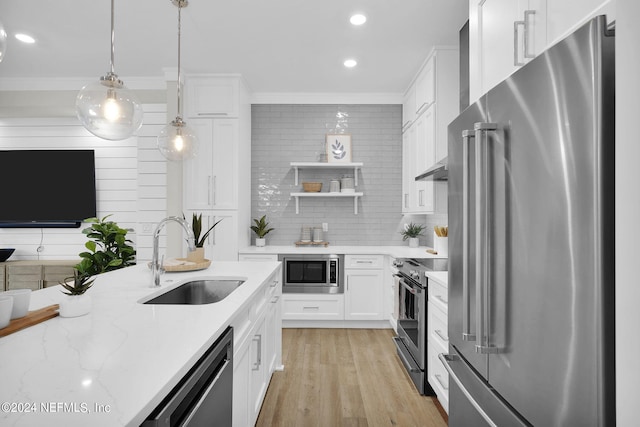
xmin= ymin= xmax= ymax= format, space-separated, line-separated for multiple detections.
xmin=15 ymin=33 xmax=35 ymax=44
xmin=350 ymin=14 xmax=367 ymax=26
xmin=344 ymin=59 xmax=357 ymax=68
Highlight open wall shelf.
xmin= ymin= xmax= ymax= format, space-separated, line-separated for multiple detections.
xmin=289 ymin=162 xmax=365 ymax=214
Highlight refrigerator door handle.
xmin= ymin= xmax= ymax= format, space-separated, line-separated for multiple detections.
xmin=439 ymin=353 xmax=498 ymax=427
xmin=462 ymin=130 xmax=476 ymax=342
xmin=474 ymin=122 xmax=500 ymax=355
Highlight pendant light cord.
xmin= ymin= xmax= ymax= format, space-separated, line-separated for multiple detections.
xmin=110 ymin=0 xmax=115 ymax=75
xmin=176 ymin=1 xmax=183 ymax=118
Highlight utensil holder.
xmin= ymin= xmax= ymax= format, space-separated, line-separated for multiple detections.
xmin=434 ymin=233 xmax=448 ymax=256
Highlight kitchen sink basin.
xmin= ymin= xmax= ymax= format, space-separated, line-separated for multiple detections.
xmin=143 ymin=279 xmax=246 ymax=305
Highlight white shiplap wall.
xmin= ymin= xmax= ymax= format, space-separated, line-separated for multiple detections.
xmin=0 ymin=104 xmax=168 ymax=263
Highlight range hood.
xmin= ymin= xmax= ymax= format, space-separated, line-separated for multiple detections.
xmin=415 ymin=156 xmax=448 ymax=181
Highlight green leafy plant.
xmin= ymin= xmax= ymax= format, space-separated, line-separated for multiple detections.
xmin=75 ymin=215 xmax=136 ymax=277
xmin=250 ymin=215 xmax=274 ymax=238
xmin=188 ymin=213 xmax=224 ymax=247
xmin=400 ymin=222 xmax=426 ymax=240
xmin=59 ymin=269 xmax=95 ymax=296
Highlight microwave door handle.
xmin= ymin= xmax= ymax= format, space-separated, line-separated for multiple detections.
xmin=462 ymin=129 xmax=476 ymax=342
xmin=474 ymin=122 xmax=499 ymax=355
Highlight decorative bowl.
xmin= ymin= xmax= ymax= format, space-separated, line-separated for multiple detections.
xmin=302 ymin=182 xmax=322 ymax=192
xmin=0 ymin=248 xmax=15 ymax=262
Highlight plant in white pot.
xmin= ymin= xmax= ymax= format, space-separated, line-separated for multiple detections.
xmin=250 ymin=215 xmax=274 ymax=247
xmin=186 ymin=213 xmax=223 ymax=262
xmin=401 ymin=222 xmax=426 ymax=248
xmin=59 ymin=270 xmax=95 ymax=318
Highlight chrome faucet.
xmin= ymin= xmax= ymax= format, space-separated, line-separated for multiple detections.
xmin=151 ymin=216 xmax=196 ymax=287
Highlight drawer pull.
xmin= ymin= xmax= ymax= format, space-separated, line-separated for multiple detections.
xmin=435 ymin=295 xmax=448 ymax=305
xmin=302 ymin=306 xmax=320 ymax=310
xmin=435 ymin=329 xmax=449 ymax=342
xmin=434 ymin=373 xmax=449 ymax=391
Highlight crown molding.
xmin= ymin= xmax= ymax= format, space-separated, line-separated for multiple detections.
xmin=250 ymin=92 xmax=403 ymax=105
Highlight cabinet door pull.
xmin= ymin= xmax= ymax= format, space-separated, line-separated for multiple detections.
xmin=212 ymin=176 xmax=217 ymax=206
xmin=252 ymin=334 xmax=262 ymax=370
xmin=513 ymin=20 xmax=526 ymax=66
xmin=523 ymin=10 xmax=536 ymax=59
xmin=197 ymin=112 xmax=228 ymax=116
xmin=415 ymin=102 xmax=429 ymax=116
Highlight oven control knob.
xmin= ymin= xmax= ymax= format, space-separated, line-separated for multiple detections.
xmin=410 ymin=270 xmax=420 ymax=280
xmin=393 ymin=260 xmax=403 ymax=267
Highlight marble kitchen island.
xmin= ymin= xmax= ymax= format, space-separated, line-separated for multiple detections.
xmin=0 ymin=261 xmax=281 ymax=427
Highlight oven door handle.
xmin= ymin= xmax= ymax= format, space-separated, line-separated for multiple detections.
xmin=399 ymin=279 xmax=419 ymax=295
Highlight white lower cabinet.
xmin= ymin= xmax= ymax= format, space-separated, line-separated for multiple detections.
xmin=280 ymin=254 xmax=387 ymax=324
xmin=232 ymin=267 xmax=282 ymax=427
xmin=282 ymin=294 xmax=344 ymax=320
xmin=427 ymin=274 xmax=449 ymax=413
xmin=345 ymin=255 xmax=384 ymax=321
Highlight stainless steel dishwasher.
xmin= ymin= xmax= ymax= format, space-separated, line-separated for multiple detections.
xmin=143 ymin=326 xmax=233 ymax=426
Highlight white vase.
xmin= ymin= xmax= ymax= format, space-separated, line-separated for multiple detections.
xmin=59 ymin=295 xmax=92 ymax=318
xmin=408 ymin=237 xmax=419 ymax=248
xmin=255 ymin=238 xmax=266 ymax=247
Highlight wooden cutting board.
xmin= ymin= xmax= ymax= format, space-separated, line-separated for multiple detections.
xmin=0 ymin=304 xmax=60 ymax=338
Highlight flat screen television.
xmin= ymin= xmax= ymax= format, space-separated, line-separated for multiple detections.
xmin=0 ymin=149 xmax=97 ymax=228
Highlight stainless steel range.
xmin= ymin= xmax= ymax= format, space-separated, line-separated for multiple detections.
xmin=392 ymin=258 xmax=435 ymax=395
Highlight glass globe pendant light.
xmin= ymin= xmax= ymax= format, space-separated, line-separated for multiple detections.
xmin=157 ymin=0 xmax=197 ymax=162
xmin=0 ymin=20 xmax=7 ymax=63
xmin=75 ymin=0 xmax=143 ymax=141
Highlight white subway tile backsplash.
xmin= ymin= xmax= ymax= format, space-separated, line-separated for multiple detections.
xmin=251 ymin=104 xmax=408 ymax=246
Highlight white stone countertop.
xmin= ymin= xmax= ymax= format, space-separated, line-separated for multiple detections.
xmin=425 ymin=271 xmax=448 ymax=287
xmin=0 ymin=261 xmax=281 ymax=427
xmin=239 ymin=245 xmax=448 ymax=259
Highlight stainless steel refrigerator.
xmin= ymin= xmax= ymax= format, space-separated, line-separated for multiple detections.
xmin=441 ymin=15 xmax=616 ymax=426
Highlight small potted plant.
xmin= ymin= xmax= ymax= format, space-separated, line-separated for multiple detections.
xmin=250 ymin=215 xmax=274 ymax=247
xmin=59 ymin=270 xmax=95 ymax=318
xmin=401 ymin=222 xmax=426 ymax=248
xmin=186 ymin=213 xmax=223 ymax=262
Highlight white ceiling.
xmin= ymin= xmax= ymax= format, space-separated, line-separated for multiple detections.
xmin=0 ymin=0 xmax=468 ymax=94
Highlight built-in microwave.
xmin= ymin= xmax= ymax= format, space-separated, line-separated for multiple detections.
xmin=279 ymin=254 xmax=344 ymax=294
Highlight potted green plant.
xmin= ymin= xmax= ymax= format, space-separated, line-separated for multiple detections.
xmin=401 ymin=222 xmax=426 ymax=248
xmin=250 ymin=215 xmax=274 ymax=247
xmin=186 ymin=213 xmax=224 ymax=262
xmin=59 ymin=269 xmax=95 ymax=318
xmin=75 ymin=215 xmax=136 ymax=278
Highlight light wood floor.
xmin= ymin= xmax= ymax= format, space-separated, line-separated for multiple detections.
xmin=256 ymin=328 xmax=448 ymax=427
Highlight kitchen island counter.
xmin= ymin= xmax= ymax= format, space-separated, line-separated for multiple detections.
xmin=240 ymin=245 xmax=448 ymax=259
xmin=0 ymin=261 xmax=280 ymax=427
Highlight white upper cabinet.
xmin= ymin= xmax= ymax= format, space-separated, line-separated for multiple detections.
xmin=183 ymin=118 xmax=239 ymax=211
xmin=185 ymin=76 xmax=240 ymax=118
xmin=469 ymin=0 xmax=614 ymax=102
xmin=546 ymin=0 xmax=615 ymax=46
xmin=402 ymin=47 xmax=458 ymax=215
xmin=402 ymin=85 xmax=416 ymax=132
xmin=471 ymin=0 xmax=547 ymax=99
xmin=414 ymin=58 xmax=435 ymax=117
